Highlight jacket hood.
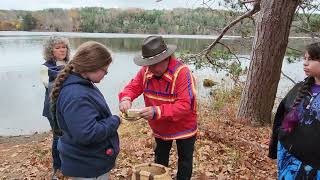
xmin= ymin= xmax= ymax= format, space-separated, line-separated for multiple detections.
xmin=43 ymin=61 xmax=64 ymax=81
xmin=62 ymin=72 xmax=93 ymax=88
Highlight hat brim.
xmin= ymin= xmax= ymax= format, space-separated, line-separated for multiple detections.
xmin=133 ymin=44 xmax=177 ymax=66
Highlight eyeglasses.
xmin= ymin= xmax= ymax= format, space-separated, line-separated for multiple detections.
xmin=99 ymin=68 xmax=108 ymax=75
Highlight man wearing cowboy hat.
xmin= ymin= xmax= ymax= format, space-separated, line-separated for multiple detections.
xmin=119 ymin=36 xmax=197 ymax=180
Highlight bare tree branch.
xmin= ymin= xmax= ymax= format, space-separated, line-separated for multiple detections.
xmin=205 ymin=55 xmax=225 ymax=69
xmin=281 ymin=71 xmax=296 ymax=84
xmin=287 ymin=46 xmax=303 ymax=53
xmin=243 ymin=2 xmax=257 ymax=26
xmin=236 ymin=56 xmax=251 ymax=61
xmin=240 ymin=0 xmax=257 ymax=3
xmin=202 ymin=0 xmax=217 ymax=9
xmin=295 ymin=5 xmax=306 ymax=23
xmin=292 ymin=24 xmax=320 ymax=38
xmin=294 ymin=1 xmax=320 ymax=39
xmin=201 ymin=0 xmax=228 ymax=19
xmin=217 ymin=42 xmax=241 ymax=64
xmin=201 ymin=0 xmax=261 ymax=56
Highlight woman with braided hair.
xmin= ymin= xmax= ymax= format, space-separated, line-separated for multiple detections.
xmin=50 ymin=41 xmax=121 ymax=179
xmin=269 ymin=42 xmax=320 ymax=179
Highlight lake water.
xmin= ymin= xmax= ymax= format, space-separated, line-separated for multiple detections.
xmin=0 ymin=31 xmax=313 ymax=136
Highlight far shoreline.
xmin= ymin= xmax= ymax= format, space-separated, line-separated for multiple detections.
xmin=0 ymin=131 xmax=50 ymax=144
xmin=0 ymin=31 xmax=316 ymax=40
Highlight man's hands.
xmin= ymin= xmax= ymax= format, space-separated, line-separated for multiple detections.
xmin=139 ymin=107 xmax=154 ymax=120
xmin=119 ymin=100 xmax=155 ymax=120
xmin=119 ymin=100 xmax=132 ymax=113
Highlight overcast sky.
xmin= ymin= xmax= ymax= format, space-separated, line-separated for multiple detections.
xmin=0 ymin=0 xmax=215 ymax=10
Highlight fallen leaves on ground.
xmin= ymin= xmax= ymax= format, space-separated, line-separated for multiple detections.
xmin=0 ymin=102 xmax=277 ymax=179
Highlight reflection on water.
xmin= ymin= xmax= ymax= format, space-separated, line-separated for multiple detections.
xmin=0 ymin=32 xmax=313 ymax=135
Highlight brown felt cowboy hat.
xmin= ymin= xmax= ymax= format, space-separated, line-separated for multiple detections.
xmin=134 ymin=36 xmax=177 ymax=66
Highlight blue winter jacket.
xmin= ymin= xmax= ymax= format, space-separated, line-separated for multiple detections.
xmin=55 ymin=72 xmax=120 ymax=178
xmin=41 ymin=61 xmax=64 ymax=119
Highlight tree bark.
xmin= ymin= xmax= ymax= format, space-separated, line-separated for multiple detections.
xmin=237 ymin=0 xmax=299 ymax=125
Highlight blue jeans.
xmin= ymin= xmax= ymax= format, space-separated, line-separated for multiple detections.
xmin=48 ymin=117 xmax=61 ymax=170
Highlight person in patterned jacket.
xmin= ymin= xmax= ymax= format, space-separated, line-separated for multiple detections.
xmin=269 ymin=42 xmax=320 ymax=179
xmin=119 ymin=36 xmax=197 ymax=180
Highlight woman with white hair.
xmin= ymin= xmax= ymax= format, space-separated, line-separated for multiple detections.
xmin=40 ymin=35 xmax=70 ymax=179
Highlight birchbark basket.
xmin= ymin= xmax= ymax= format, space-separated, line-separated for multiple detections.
xmin=131 ymin=163 xmax=172 ymax=180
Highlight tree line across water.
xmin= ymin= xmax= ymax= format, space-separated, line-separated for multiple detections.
xmin=0 ymin=7 xmax=319 ymax=36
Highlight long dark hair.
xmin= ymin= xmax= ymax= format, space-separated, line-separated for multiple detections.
xmin=306 ymin=42 xmax=320 ymax=60
xmin=282 ymin=42 xmax=320 ymax=132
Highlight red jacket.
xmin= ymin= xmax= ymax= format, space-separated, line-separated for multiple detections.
xmin=119 ymin=57 xmax=197 ymax=140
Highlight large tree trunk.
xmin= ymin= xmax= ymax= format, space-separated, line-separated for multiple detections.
xmin=237 ymin=0 xmax=299 ymax=125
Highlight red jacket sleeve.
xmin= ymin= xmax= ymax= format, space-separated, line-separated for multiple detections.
xmin=118 ymin=67 xmax=145 ymax=102
xmin=153 ymin=67 xmax=196 ymax=121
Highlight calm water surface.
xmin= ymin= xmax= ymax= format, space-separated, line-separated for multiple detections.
xmin=0 ymin=31 xmax=313 ymax=135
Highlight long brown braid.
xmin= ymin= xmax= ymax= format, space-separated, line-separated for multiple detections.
xmin=49 ymin=63 xmax=74 ymax=135
xmin=50 ymin=64 xmax=74 ymax=103
xmin=49 ymin=41 xmax=113 ymax=135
